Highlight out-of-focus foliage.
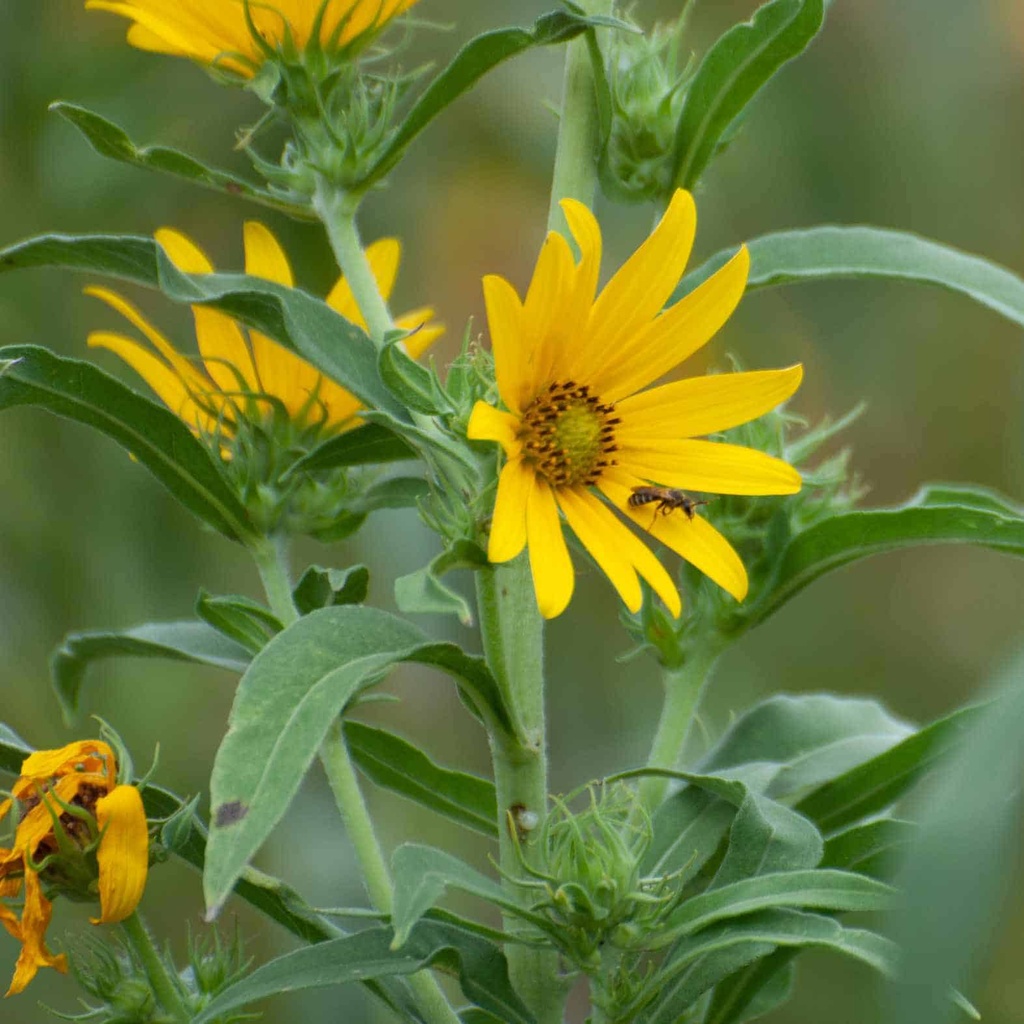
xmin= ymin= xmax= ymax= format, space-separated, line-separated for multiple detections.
xmin=2 ymin=1 xmax=1024 ymax=1021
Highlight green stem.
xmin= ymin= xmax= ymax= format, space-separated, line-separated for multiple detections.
xmin=319 ymin=721 xmax=462 ymax=1024
xmin=312 ymin=179 xmax=394 ymax=345
xmin=250 ymin=535 xmax=300 ymax=626
xmin=639 ymin=645 xmax=723 ymax=814
xmin=121 ymin=911 xmax=190 ymax=1024
xmin=476 ymin=562 xmax=566 ymax=1024
xmin=547 ymin=0 xmax=611 ymax=234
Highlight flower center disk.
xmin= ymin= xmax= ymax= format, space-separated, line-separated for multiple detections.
xmin=519 ymin=381 xmax=619 ymax=488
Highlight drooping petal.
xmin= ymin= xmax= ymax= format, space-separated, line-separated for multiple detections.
xmin=87 ymin=331 xmax=215 ymax=433
xmin=585 ymin=189 xmax=697 ymax=376
xmin=596 ymin=245 xmax=751 ymax=403
xmin=526 ymin=479 xmax=574 ymax=619
xmin=241 ymin=221 xmax=322 ymax=415
xmin=17 ymin=741 xmax=115 ymax=783
xmin=467 ymin=402 xmax=522 ymax=458
xmin=617 ymin=438 xmax=803 ymax=495
xmin=488 ymin=458 xmax=533 ymax=564
xmin=601 ymin=471 xmax=749 ymax=601
xmin=92 ymin=786 xmax=149 ymax=925
xmin=84 ymin=286 xmax=212 ymax=399
xmin=483 ymin=274 xmax=528 ymax=413
xmin=557 ymin=488 xmax=642 ymax=612
xmin=5 ymin=870 xmax=67 ymax=996
xmin=615 ymin=365 xmax=804 ymax=441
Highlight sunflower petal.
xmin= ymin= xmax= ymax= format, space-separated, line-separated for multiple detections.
xmin=616 ymin=365 xmax=804 ymax=441
xmin=92 ymin=786 xmax=149 ymax=925
xmin=601 ymin=471 xmax=748 ymax=601
xmin=243 ymin=221 xmax=294 ymax=286
xmin=527 ymin=479 xmax=574 ymax=618
xmin=598 ymin=245 xmax=751 ymax=403
xmin=18 ymin=741 xmax=116 ymax=783
xmin=483 ymin=274 xmax=527 ymax=413
xmin=618 ymin=439 xmax=802 ymax=495
xmin=522 ymin=231 xmax=576 ymax=394
xmin=5 ymin=869 xmax=67 ymax=995
xmin=557 ymin=488 xmax=642 ymax=612
xmin=467 ymin=402 xmax=521 ymax=458
xmin=586 ymin=189 xmax=697 ymax=374
xmin=488 ymin=458 xmax=533 ymax=563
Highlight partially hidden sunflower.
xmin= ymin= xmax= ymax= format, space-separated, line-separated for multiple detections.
xmin=87 ymin=221 xmax=441 ymax=446
xmin=86 ymin=0 xmax=420 ymax=76
xmin=0 ymin=741 xmax=149 ymax=995
xmin=467 ymin=189 xmax=803 ymax=619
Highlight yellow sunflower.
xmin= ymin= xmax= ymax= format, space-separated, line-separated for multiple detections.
xmin=86 ymin=0 xmax=420 ymax=76
xmin=467 ymin=189 xmax=803 ymax=619
xmin=0 ymin=741 xmax=149 ymax=995
xmin=87 ymin=221 xmax=442 ymax=444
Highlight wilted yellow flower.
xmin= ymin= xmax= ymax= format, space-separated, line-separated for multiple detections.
xmin=88 ymin=221 xmax=441 ymax=444
xmin=87 ymin=0 xmax=421 ymax=76
xmin=0 ymin=741 xmax=149 ymax=995
xmin=467 ymin=189 xmax=803 ymax=619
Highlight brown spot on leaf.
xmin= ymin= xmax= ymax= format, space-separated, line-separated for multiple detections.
xmin=214 ymin=801 xmax=248 ymax=827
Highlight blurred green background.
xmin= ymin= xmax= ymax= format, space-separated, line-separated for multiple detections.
xmin=2 ymin=1 xmax=1023 ymax=1020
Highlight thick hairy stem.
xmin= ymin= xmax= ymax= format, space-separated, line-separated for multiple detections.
xmin=476 ymin=562 xmax=567 ymax=1024
xmin=121 ymin=912 xmax=190 ymax=1024
xmin=312 ymin=179 xmax=394 ymax=345
xmin=250 ymin=534 xmax=300 ymax=626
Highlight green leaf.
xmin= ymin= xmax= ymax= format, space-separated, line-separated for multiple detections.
xmin=51 ymin=621 xmax=251 ymax=724
xmin=290 ymin=423 xmax=417 ymax=474
xmin=391 ymin=844 xmax=527 ymax=948
xmin=0 ymin=346 xmax=254 ymax=542
xmin=196 ymin=591 xmax=283 ymax=654
xmin=205 ymin=607 xmax=511 ymax=916
xmin=678 ymin=226 xmax=1024 ymax=331
xmin=795 ymin=704 xmax=982 ymax=834
xmin=0 ymin=234 xmax=409 ymax=424
xmin=293 ymin=565 xmax=370 ymax=614
xmin=883 ymin=657 xmax=1024 ymax=1024
xmin=379 ymin=339 xmax=452 ymax=416
xmin=699 ymin=694 xmax=913 ymax=799
xmin=746 ymin=485 xmax=1024 ymax=629
xmin=344 ymin=722 xmax=498 ymax=837
xmin=395 ymin=540 xmax=489 ymax=626
xmin=51 ymin=102 xmax=313 ymax=220
xmin=355 ymin=476 xmax=430 ymax=513
xmin=652 ymin=869 xmax=893 ymax=949
xmin=821 ymin=818 xmax=915 ymax=878
xmin=361 ymin=10 xmax=616 ymax=188
xmin=190 ymin=920 xmax=534 ymax=1024
xmin=671 ymin=0 xmax=824 ymax=189
xmin=704 ymin=952 xmax=797 ymax=1024
xmin=0 ymin=726 xmax=32 ymax=772
xmin=643 ymin=910 xmax=896 ymax=1024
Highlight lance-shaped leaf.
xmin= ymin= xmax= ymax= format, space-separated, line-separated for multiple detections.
xmin=190 ymin=920 xmax=534 ymax=1024
xmin=0 ymin=346 xmax=254 ymax=542
xmin=795 ymin=703 xmax=982 ymax=834
xmin=671 ymin=0 xmax=825 ymax=189
xmin=360 ymin=10 xmax=625 ymax=189
xmin=821 ymin=818 xmax=915 ymax=878
xmin=344 ymin=722 xmax=498 ymax=837
xmin=390 ymin=844 xmax=538 ymax=949
xmin=205 ymin=606 xmax=511 ymax=916
xmin=196 ymin=591 xmax=283 ymax=653
xmin=650 ymin=869 xmax=893 ymax=950
xmin=745 ymin=485 xmax=1024 ymax=629
xmin=698 ymin=694 xmax=914 ymax=799
xmin=0 ymin=234 xmax=408 ymax=423
xmin=51 ymin=620 xmax=251 ymax=724
xmin=290 ymin=422 xmax=417 ymax=475
xmin=395 ymin=540 xmax=489 ymax=626
xmin=642 ymin=910 xmax=896 ymax=1024
xmin=882 ymin=657 xmax=1024 ymax=1024
xmin=293 ymin=565 xmax=370 ymax=614
xmin=677 ymin=226 xmax=1024 ymax=330
xmin=51 ymin=102 xmax=314 ymax=220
